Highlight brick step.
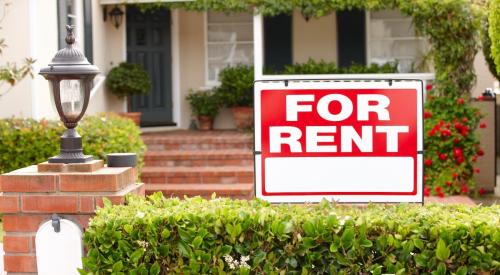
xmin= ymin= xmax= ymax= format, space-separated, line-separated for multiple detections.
xmin=145 ymin=183 xmax=254 ymax=199
xmin=142 ymin=131 xmax=253 ymax=151
xmin=144 ymin=150 xmax=254 ymax=167
xmin=141 ymin=166 xmax=254 ymax=184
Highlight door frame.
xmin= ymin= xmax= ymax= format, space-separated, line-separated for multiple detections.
xmin=122 ymin=7 xmax=181 ymax=127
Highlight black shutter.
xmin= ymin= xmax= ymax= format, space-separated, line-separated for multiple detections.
xmin=336 ymin=10 xmax=366 ymax=67
xmin=264 ymin=14 xmax=292 ymax=72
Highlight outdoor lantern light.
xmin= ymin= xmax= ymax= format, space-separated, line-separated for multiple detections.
xmin=108 ymin=6 xmax=124 ymax=29
xmin=39 ymin=25 xmax=100 ymax=163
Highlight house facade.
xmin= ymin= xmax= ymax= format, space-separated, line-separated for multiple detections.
xmin=0 ymin=0 xmax=497 ymax=129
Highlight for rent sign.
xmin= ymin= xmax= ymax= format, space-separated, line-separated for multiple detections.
xmin=254 ymin=80 xmax=423 ymax=203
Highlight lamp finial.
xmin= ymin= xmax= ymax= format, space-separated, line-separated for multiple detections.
xmin=65 ymin=25 xmax=75 ymax=45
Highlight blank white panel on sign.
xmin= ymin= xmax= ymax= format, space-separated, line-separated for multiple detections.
xmin=36 ymin=219 xmax=83 ymax=275
xmin=265 ymin=157 xmax=414 ymax=193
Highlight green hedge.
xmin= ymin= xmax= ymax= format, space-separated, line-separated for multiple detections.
xmin=82 ymin=195 xmax=500 ymax=274
xmin=0 ymin=113 xmax=146 ymax=174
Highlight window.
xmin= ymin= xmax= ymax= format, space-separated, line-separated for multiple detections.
xmin=205 ymin=11 xmax=253 ymax=85
xmin=57 ymin=0 xmax=93 ymax=63
xmin=367 ymin=10 xmax=428 ymax=73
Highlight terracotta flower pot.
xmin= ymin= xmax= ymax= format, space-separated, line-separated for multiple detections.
xmin=118 ymin=112 xmax=141 ymax=126
xmin=198 ymin=116 xmax=214 ymax=131
xmin=231 ymin=106 xmax=253 ymax=130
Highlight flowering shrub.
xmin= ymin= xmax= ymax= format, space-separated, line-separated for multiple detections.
xmin=423 ymin=92 xmax=484 ymax=196
xmin=82 ymin=195 xmax=500 ymax=274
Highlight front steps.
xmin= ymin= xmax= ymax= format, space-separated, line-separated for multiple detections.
xmin=141 ymin=131 xmax=255 ymax=199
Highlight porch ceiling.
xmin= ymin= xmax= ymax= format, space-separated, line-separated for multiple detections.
xmin=100 ymin=0 xmax=193 ymax=5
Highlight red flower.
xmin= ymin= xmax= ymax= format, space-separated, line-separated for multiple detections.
xmin=460 ymin=126 xmax=469 ymax=136
xmin=480 ymin=122 xmax=487 ymax=129
xmin=424 ymin=159 xmax=433 ymax=166
xmin=453 ymin=148 xmax=463 ymax=157
xmin=439 ymin=153 xmax=447 ymax=161
xmin=440 ymin=129 xmax=452 ymax=138
xmin=424 ymin=111 xmax=432 ymax=119
xmin=457 ymin=98 xmax=465 ymax=105
xmin=445 ymin=181 xmax=452 ymax=187
xmin=461 ymin=185 xmax=469 ymax=194
xmin=479 ymin=188 xmax=487 ymax=196
xmin=453 ymin=138 xmax=461 ymax=144
xmin=437 ymin=192 xmax=445 ymax=198
xmin=472 ymin=156 xmax=477 ymax=162
xmin=474 ymin=168 xmax=480 ymax=174
xmin=452 ymin=173 xmax=459 ymax=179
xmin=435 ymin=186 xmax=442 ymax=193
xmin=424 ymin=187 xmax=430 ymax=196
xmin=462 ymin=117 xmax=468 ymax=123
xmin=455 ymin=156 xmax=464 ymax=165
xmin=454 ymin=122 xmax=462 ymax=131
xmin=427 ymin=130 xmax=436 ymax=137
xmin=477 ymin=95 xmax=484 ymax=101
xmin=477 ymin=149 xmax=484 ymax=156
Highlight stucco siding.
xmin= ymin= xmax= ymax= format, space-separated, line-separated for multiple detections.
xmin=292 ymin=10 xmax=337 ymax=64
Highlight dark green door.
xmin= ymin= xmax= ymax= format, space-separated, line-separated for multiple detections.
xmin=126 ymin=7 xmax=174 ymax=127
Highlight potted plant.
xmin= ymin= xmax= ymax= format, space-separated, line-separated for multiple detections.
xmin=105 ymin=62 xmax=151 ymax=126
xmin=216 ymin=65 xmax=254 ymax=130
xmin=186 ymin=89 xmax=220 ymax=130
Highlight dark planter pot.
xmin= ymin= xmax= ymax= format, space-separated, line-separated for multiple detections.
xmin=198 ymin=116 xmax=214 ymax=131
xmin=231 ymin=106 xmax=253 ymax=130
xmin=118 ymin=112 xmax=141 ymax=126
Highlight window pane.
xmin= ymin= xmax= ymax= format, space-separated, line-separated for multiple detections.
xmin=206 ymin=11 xmax=253 ymax=84
xmin=368 ymin=10 xmax=429 ymax=73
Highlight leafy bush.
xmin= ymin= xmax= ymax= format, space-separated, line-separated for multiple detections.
xmin=79 ymin=113 xmax=147 ymax=172
xmin=82 ymin=195 xmax=500 ymax=274
xmin=186 ymin=89 xmax=221 ymax=118
xmin=216 ymin=65 xmax=254 ymax=107
xmin=280 ymin=59 xmax=398 ymax=75
xmin=423 ymin=94 xmax=483 ymax=196
xmin=106 ymin=62 xmax=152 ymax=98
xmin=490 ymin=0 xmax=500 ymax=74
xmin=0 ymin=113 xmax=146 ymax=174
xmin=482 ymin=16 xmax=500 ymax=81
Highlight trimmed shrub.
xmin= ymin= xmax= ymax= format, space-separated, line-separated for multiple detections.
xmin=82 ymin=195 xmax=500 ymax=274
xmin=106 ymin=62 xmax=152 ymax=98
xmin=216 ymin=65 xmax=254 ymax=107
xmin=280 ymin=59 xmax=398 ymax=75
xmin=490 ymin=0 xmax=500 ymax=74
xmin=0 ymin=113 xmax=146 ymax=174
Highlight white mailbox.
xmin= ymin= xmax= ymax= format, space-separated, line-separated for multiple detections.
xmin=35 ymin=216 xmax=83 ymax=275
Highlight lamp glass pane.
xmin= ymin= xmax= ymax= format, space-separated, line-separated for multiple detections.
xmin=59 ymin=79 xmax=85 ymax=120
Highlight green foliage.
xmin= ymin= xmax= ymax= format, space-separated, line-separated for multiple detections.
xmin=216 ymin=65 xmax=254 ymax=107
xmin=490 ymin=0 xmax=500 ymax=74
xmin=105 ymin=62 xmax=152 ymax=98
xmin=82 ymin=195 xmax=500 ymax=274
xmin=186 ymin=89 xmax=221 ymax=118
xmin=423 ymin=93 xmax=482 ymax=196
xmin=78 ymin=113 xmax=146 ymax=172
xmin=280 ymin=59 xmax=398 ymax=74
xmin=0 ymin=113 xmax=146 ymax=174
xmin=481 ymin=16 xmax=500 ymax=81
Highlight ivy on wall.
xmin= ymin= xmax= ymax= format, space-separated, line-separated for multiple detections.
xmin=490 ymin=0 xmax=500 ymax=74
xmin=134 ymin=0 xmax=486 ymax=195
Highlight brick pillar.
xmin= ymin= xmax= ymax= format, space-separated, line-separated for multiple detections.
xmin=0 ymin=160 xmax=144 ymax=274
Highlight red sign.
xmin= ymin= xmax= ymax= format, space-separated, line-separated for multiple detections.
xmin=254 ymin=80 xmax=423 ymax=203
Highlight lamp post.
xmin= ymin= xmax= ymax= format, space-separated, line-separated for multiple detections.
xmin=39 ymin=25 xmax=100 ymax=163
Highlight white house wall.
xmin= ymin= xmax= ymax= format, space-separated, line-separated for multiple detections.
xmin=86 ymin=0 xmax=127 ymax=116
xmin=0 ymin=0 xmax=37 ymax=118
xmin=292 ymin=10 xmax=338 ymax=64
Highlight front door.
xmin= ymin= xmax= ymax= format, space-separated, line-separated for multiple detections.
xmin=126 ymin=7 xmax=174 ymax=126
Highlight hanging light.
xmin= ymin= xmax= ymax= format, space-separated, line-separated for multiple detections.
xmin=39 ymin=25 xmax=100 ymax=163
xmin=108 ymin=6 xmax=124 ymax=29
